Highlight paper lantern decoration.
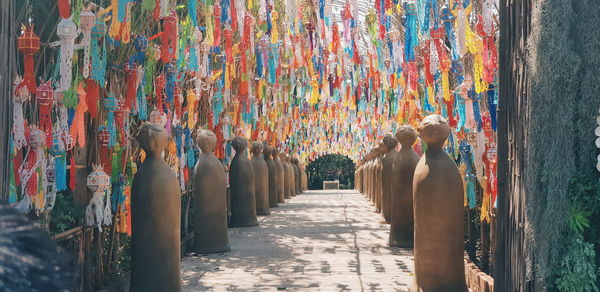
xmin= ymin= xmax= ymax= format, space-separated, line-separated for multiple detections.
xmin=12 ymin=77 xmax=28 ymax=150
xmin=36 ymin=80 xmax=54 ymax=146
xmin=56 ymin=17 xmax=78 ymax=91
xmin=87 ymin=164 xmax=111 ymax=192
xmin=80 ymin=7 xmax=96 ymax=78
xmin=17 ymin=24 xmax=40 ymax=93
xmin=104 ymin=95 xmax=119 ymax=146
xmin=86 ymin=164 xmax=112 ymax=231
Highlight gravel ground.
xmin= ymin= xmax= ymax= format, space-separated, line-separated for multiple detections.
xmin=181 ymin=190 xmax=414 ymax=292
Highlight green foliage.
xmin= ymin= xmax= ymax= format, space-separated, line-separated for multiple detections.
xmin=555 ymin=171 xmax=600 ymax=290
xmin=307 ymin=154 xmax=355 ymax=190
xmin=555 ymin=234 xmax=599 ymax=292
xmin=568 ymin=204 xmax=591 ymax=234
xmin=49 ymin=193 xmax=85 ymax=235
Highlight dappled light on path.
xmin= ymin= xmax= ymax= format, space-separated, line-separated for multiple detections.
xmin=181 ymin=190 xmax=414 ymax=291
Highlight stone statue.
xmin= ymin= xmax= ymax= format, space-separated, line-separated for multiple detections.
xmin=410 ymin=115 xmax=467 ymax=292
xmin=302 ymin=163 xmax=308 ymax=191
xmin=251 ymin=141 xmax=270 ymax=215
xmin=381 ymin=135 xmax=398 ymax=224
xmin=273 ymin=149 xmax=286 ymax=203
xmin=229 ymin=137 xmax=258 ymax=227
xmin=389 ymin=126 xmax=419 ymax=248
xmin=292 ymin=157 xmax=301 ymax=195
xmin=374 ymin=146 xmax=384 ymax=213
xmin=286 ymin=155 xmax=296 ymax=197
xmin=192 ymin=129 xmax=230 ymax=253
xmin=131 ymin=124 xmax=181 ymax=292
xmin=282 ymin=153 xmax=292 ymax=199
xmin=264 ymin=146 xmax=279 ymax=208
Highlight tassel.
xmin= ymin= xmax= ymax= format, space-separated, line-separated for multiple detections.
xmin=213 ymin=3 xmax=222 ymax=47
xmin=55 ymin=152 xmax=67 ymax=191
xmin=456 ymin=93 xmax=466 ymax=131
xmin=91 ymin=20 xmax=107 ymax=86
xmin=404 ymin=3 xmax=418 ymax=62
xmin=125 ymin=65 xmax=137 ymax=109
xmin=12 ymin=88 xmax=27 ymax=150
xmin=466 ymin=175 xmax=476 ymax=209
xmin=155 ymin=74 xmax=166 ymax=112
xmin=487 ymin=84 xmax=497 ymax=131
xmin=9 ymin=143 xmax=17 ymax=204
xmin=164 ymin=63 xmax=176 ymax=103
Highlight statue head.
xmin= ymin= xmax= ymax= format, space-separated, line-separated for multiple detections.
xmin=232 ymin=136 xmax=248 ymax=153
xmin=137 ymin=123 xmax=169 ymax=157
xmin=264 ymin=146 xmax=273 ymax=159
xmin=250 ymin=141 xmax=264 ymax=157
xmin=418 ymin=114 xmax=450 ymax=147
xmin=383 ymin=134 xmax=398 ymax=151
xmin=292 ymin=157 xmax=299 ymax=164
xmin=377 ymin=142 xmax=386 ymax=157
xmin=395 ymin=125 xmax=418 ymax=148
xmin=272 ymin=147 xmax=280 ymax=159
xmin=196 ymin=129 xmax=217 ymax=154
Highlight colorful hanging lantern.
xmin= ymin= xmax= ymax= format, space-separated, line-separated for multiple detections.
xmin=80 ymin=7 xmax=96 ymax=78
xmin=56 ymin=17 xmax=78 ymax=91
xmin=36 ymin=80 xmax=54 ymax=146
xmin=104 ymin=95 xmax=119 ymax=147
xmin=86 ymin=164 xmax=112 ymax=231
xmin=16 ymin=24 xmax=40 ymax=93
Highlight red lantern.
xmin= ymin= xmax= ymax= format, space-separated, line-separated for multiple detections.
xmin=36 ymin=80 xmax=54 ymax=146
xmin=17 ymin=25 xmax=40 ymax=93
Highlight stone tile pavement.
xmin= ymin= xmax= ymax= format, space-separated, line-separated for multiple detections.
xmin=181 ymin=190 xmax=415 ymax=291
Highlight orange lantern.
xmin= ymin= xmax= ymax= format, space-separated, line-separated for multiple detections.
xmin=17 ymin=24 xmax=40 ymax=93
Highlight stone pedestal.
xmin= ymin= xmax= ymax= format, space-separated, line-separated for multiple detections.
xmin=131 ymin=124 xmax=181 ymax=292
xmin=192 ymin=130 xmax=230 ymax=253
xmin=229 ymin=137 xmax=258 ymax=227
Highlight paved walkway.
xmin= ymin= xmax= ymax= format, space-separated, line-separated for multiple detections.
xmin=181 ymin=190 xmax=415 ymax=291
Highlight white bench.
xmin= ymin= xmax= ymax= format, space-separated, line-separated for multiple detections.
xmin=323 ymin=180 xmax=340 ymax=191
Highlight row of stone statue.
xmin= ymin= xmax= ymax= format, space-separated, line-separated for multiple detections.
xmin=355 ymin=115 xmax=468 ymax=292
xmin=127 ymin=124 xmax=306 ymax=291
xmin=197 ymin=132 xmax=307 ymax=253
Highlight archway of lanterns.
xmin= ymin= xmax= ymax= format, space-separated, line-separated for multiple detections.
xmin=5 ymin=0 xmax=498 ymax=286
